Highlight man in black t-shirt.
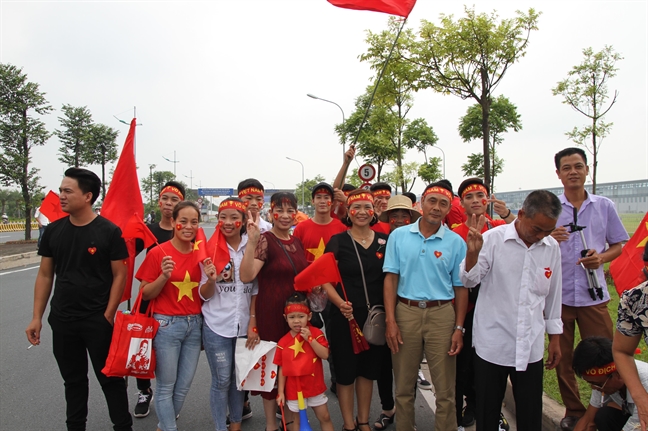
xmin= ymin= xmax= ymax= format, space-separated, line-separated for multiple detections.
xmin=26 ymin=168 xmax=133 ymax=431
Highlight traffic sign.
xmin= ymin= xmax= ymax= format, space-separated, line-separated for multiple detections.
xmin=196 ymin=198 xmax=204 ymax=205
xmin=360 ymin=182 xmax=372 ymax=190
xmin=198 ymin=188 xmax=234 ymax=197
xmin=358 ymin=164 xmax=376 ymax=181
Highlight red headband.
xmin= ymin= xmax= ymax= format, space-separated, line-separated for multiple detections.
xmin=284 ymin=304 xmax=310 ymax=315
xmin=423 ymin=186 xmax=453 ymax=202
xmin=347 ymin=192 xmax=374 ymax=205
xmin=219 ymin=200 xmax=246 ymax=213
xmin=583 ymin=362 xmax=616 ymax=377
xmin=160 ymin=185 xmax=184 ymax=200
xmin=238 ymin=187 xmax=264 ymax=198
xmin=372 ymin=189 xmax=391 ymax=198
xmin=313 ymin=187 xmax=332 ymax=196
xmin=461 ymin=184 xmax=488 ymax=199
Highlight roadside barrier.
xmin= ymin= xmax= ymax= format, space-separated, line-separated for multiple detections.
xmin=0 ymin=222 xmax=39 ymax=232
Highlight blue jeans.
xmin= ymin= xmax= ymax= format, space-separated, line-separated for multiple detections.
xmin=153 ymin=313 xmax=202 ymax=431
xmin=202 ymin=325 xmax=245 ymax=431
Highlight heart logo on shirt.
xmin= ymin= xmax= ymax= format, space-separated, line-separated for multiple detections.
xmin=271 ymin=370 xmax=276 ymax=379
xmin=260 ymin=378 xmax=266 ymax=386
xmin=434 ymin=251 xmax=442 ymax=258
xmin=253 ymin=362 xmax=261 ymax=370
xmin=376 ymin=252 xmax=384 ymax=259
xmin=544 ymin=267 xmax=552 ymax=279
xmin=88 ymin=247 xmax=96 ymax=255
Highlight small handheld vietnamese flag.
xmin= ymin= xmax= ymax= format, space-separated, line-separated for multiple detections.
xmin=610 ymin=212 xmax=648 ymax=295
xmin=207 ymin=224 xmax=231 ymax=274
xmin=193 ymin=227 xmax=209 ymax=264
xmin=39 ymin=190 xmax=66 ymax=222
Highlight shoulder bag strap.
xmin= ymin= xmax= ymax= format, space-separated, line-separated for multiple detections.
xmin=273 ymin=235 xmax=298 ymax=275
xmin=347 ymin=231 xmax=371 ymax=311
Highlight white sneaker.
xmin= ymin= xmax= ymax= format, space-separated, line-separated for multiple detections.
xmin=417 ymin=370 xmax=432 ymax=390
xmin=458 ymin=427 xmax=465 ymax=431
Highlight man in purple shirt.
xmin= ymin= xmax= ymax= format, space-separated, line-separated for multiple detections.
xmin=550 ymin=147 xmax=629 ymax=431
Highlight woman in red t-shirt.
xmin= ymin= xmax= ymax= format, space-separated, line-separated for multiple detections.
xmin=136 ymin=201 xmax=208 ymax=431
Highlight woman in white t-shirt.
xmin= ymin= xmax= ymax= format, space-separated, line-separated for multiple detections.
xmin=200 ymin=197 xmax=259 ymax=431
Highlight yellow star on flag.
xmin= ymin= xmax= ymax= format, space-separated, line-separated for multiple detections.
xmin=289 ymin=337 xmax=306 ymax=358
xmin=637 ymin=221 xmax=648 ymax=248
xmin=193 ymin=240 xmax=203 ymax=252
xmin=307 ymin=238 xmax=326 ymax=261
xmin=171 ymin=270 xmax=199 ymax=302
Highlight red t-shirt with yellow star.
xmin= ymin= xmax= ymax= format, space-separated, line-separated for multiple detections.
xmin=274 ymin=326 xmax=328 ymax=400
xmin=293 ymin=218 xmax=347 ymax=263
xmin=135 ymin=242 xmax=203 ymax=315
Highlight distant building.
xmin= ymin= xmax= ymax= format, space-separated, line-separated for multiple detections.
xmin=496 ymin=179 xmax=648 ymax=214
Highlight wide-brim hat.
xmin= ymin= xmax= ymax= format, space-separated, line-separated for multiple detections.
xmin=379 ymin=195 xmax=421 ymax=223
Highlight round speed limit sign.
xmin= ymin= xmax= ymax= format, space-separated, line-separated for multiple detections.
xmin=358 ymin=164 xmax=376 ymax=182
xmin=197 ymin=198 xmax=204 ymax=205
xmin=360 ymin=182 xmax=372 ymax=190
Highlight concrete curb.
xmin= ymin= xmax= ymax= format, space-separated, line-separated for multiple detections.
xmin=503 ymin=379 xmax=565 ymax=431
xmin=0 ymin=251 xmax=40 ymax=270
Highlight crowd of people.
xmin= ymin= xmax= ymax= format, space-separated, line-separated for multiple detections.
xmin=25 ymin=145 xmax=648 ymax=431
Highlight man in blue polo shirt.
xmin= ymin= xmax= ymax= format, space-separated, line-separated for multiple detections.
xmin=383 ymin=182 xmax=468 ymax=431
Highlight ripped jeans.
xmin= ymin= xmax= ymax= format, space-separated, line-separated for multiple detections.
xmin=202 ymin=324 xmax=245 ymax=431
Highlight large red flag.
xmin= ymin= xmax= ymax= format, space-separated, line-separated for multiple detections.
xmin=100 ymin=119 xmax=143 ymax=303
xmin=122 ymin=214 xmax=158 ymax=249
xmin=611 ymin=212 xmax=648 ymax=295
xmin=207 ymin=225 xmax=231 ymax=274
xmin=193 ymin=227 xmax=209 ymax=264
xmin=294 ymin=252 xmax=341 ymax=292
xmin=39 ymin=190 xmax=66 ymax=222
xmin=327 ymin=0 xmax=416 ymax=17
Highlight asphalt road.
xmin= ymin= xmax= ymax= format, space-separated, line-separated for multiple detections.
xmin=0 ymin=241 xmax=437 ymax=431
xmin=0 ymin=230 xmax=29 ymax=243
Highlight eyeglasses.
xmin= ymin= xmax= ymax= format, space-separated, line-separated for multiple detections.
xmin=589 ymin=374 xmax=613 ymax=392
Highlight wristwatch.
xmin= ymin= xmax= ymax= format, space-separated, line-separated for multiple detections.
xmin=454 ymin=325 xmax=466 ymax=335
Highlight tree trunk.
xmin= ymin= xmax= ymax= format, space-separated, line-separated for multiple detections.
xmin=480 ymin=69 xmax=492 ymax=191
xmin=591 ymin=117 xmax=597 ymax=195
xmin=21 ymin=110 xmax=32 ymax=240
xmin=101 ymin=150 xmax=106 ymax=200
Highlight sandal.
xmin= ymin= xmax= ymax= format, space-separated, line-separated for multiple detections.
xmin=356 ymin=417 xmax=371 ymax=431
xmin=374 ymin=412 xmax=395 ymax=430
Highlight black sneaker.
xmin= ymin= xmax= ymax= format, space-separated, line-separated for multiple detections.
xmin=242 ymin=402 xmax=253 ymax=421
xmin=134 ymin=389 xmax=153 ymax=418
xmin=499 ymin=413 xmax=510 ymax=431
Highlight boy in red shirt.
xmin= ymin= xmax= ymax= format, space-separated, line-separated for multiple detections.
xmin=275 ymin=293 xmax=333 ymax=431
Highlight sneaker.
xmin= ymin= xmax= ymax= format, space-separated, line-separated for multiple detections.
xmin=417 ymin=370 xmax=432 ymax=390
xmin=242 ymin=402 xmax=252 ymax=421
xmin=499 ymin=413 xmax=510 ymax=431
xmin=133 ymin=389 xmax=153 ymax=418
xmin=458 ymin=427 xmax=465 ymax=431
xmin=462 ymin=406 xmax=475 ymax=427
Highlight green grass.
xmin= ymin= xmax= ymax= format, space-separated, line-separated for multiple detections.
xmin=621 ymin=213 xmax=644 ymax=236
xmin=543 ymin=267 xmax=648 ymax=407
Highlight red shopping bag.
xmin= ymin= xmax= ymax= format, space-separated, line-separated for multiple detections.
xmin=102 ymin=291 xmax=159 ymax=378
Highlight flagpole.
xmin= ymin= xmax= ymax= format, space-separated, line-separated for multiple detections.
xmin=350 ymin=18 xmax=408 ymax=148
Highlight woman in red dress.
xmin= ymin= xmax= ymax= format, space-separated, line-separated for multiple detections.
xmin=241 ymin=192 xmax=308 ymax=431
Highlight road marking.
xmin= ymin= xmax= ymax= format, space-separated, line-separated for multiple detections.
xmin=419 ymin=386 xmax=437 ymax=413
xmin=0 ymin=265 xmax=39 ymax=276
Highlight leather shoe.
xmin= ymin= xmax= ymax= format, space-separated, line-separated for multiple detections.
xmin=560 ymin=416 xmax=580 ymax=431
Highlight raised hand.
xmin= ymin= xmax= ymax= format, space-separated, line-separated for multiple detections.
xmin=344 ymin=145 xmax=356 ymax=164
xmin=466 ymin=214 xmax=485 ymax=254
xmin=550 ymin=226 xmax=570 ymax=243
xmin=203 ymin=258 xmax=218 ymax=280
xmin=489 ymin=194 xmax=510 ymax=218
xmin=246 ymin=210 xmax=261 ymax=244
xmin=161 ymin=255 xmax=175 ymax=279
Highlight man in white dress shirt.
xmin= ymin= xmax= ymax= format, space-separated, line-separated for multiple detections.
xmin=460 ymin=190 xmax=564 ymax=431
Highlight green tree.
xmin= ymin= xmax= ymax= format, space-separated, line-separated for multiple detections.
xmin=337 ymin=18 xmax=438 ymax=193
xmin=462 ymin=152 xmax=504 ymax=185
xmin=294 ymin=175 xmax=326 ymax=210
xmin=552 ymin=46 xmax=622 ymax=194
xmin=141 ymin=170 xmax=176 ymax=208
xmin=458 ymin=95 xmax=522 ymax=193
xmin=84 ymin=123 xmax=119 ymax=200
xmin=0 ymin=64 xmax=51 ymax=239
xmin=418 ymin=157 xmax=442 ymax=184
xmin=382 ymin=161 xmax=421 ymax=193
xmin=410 ymin=6 xmax=540 ymax=190
xmin=55 ymin=104 xmax=93 ymax=167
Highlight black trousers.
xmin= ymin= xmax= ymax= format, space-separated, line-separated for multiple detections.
xmin=595 ymin=405 xmax=631 ymax=431
xmin=49 ymin=312 xmax=132 ymax=431
xmin=376 ymin=345 xmax=395 ymax=411
xmin=474 ymin=353 xmax=543 ymax=431
xmin=455 ymin=308 xmax=476 ymax=422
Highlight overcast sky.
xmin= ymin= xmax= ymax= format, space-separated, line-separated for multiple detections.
xmin=1 ymin=0 xmax=646 ymax=198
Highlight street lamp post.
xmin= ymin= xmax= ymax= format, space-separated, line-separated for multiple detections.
xmin=148 ymin=164 xmax=156 ymax=207
xmin=286 ymin=157 xmax=305 ymax=210
xmin=430 ymin=145 xmax=446 ymax=179
xmin=307 ymin=94 xmax=346 ymax=153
